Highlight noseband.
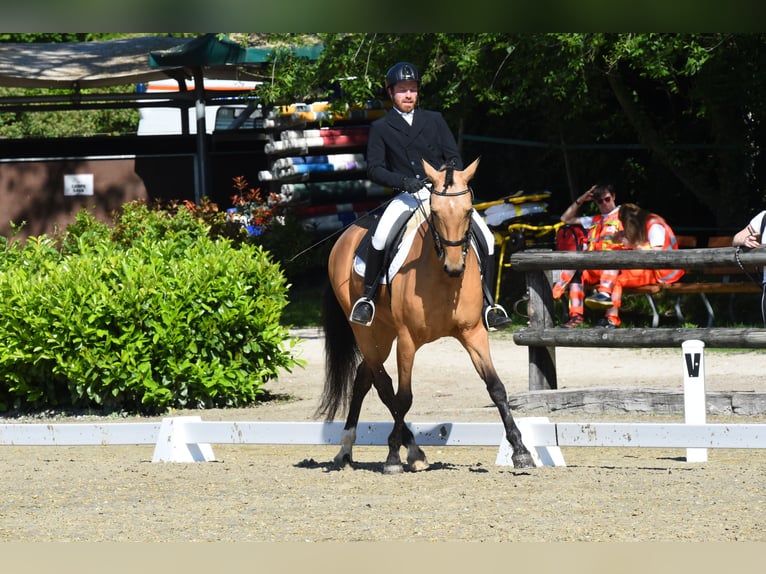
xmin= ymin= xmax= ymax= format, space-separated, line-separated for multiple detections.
xmin=427 ymin=165 xmax=473 ymax=260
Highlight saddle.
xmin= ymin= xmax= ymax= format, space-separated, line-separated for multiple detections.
xmin=354 ymin=202 xmax=486 ymax=285
xmin=353 ymin=203 xmax=431 ymax=284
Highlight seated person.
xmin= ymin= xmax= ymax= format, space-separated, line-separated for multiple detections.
xmin=609 ymin=203 xmax=685 ymax=324
xmin=732 ymin=209 xmax=766 ymax=324
xmin=732 ymin=209 xmax=765 ymax=251
xmin=554 ymin=183 xmax=623 ymax=328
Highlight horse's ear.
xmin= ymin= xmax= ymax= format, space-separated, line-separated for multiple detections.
xmin=421 ymin=158 xmax=440 ymax=181
xmin=463 ymin=157 xmax=480 ymax=182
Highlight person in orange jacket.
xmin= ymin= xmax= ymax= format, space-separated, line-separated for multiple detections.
xmin=617 ymin=203 xmax=685 ymax=283
xmin=554 ymin=183 xmax=624 ymax=328
xmin=608 ymin=203 xmax=685 ymax=324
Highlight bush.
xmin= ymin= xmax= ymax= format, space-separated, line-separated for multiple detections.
xmin=0 ymin=202 xmax=302 ymax=413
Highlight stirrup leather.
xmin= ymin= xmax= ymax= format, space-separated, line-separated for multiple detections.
xmin=349 ymin=297 xmax=376 ymax=327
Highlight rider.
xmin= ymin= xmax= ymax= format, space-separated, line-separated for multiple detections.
xmin=348 ymin=61 xmax=511 ymax=331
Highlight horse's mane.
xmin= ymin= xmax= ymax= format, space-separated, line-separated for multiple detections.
xmin=439 ymin=160 xmax=457 ymax=189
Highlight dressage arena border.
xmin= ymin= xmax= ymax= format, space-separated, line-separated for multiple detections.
xmin=2 ymin=340 xmax=764 ymax=467
xmin=1 ymin=416 xmax=766 ymax=467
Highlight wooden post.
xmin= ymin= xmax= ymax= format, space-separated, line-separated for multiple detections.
xmin=526 ymin=266 xmax=557 ymax=390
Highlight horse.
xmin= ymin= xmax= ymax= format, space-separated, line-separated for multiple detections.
xmin=316 ymin=157 xmax=535 ymax=473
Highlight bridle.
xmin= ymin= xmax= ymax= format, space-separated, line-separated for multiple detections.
xmin=424 ymin=164 xmax=474 ymax=260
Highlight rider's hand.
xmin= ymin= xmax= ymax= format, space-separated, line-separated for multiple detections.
xmin=401 ymin=177 xmax=423 ymax=193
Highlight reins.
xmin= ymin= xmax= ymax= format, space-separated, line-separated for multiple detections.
xmin=290 ymin=163 xmax=474 ymax=264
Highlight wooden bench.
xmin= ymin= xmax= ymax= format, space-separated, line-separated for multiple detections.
xmin=507 ymin=247 xmax=766 ymax=391
xmin=622 ymin=235 xmax=762 ymax=327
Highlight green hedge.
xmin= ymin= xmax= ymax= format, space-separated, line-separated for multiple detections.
xmin=0 ymin=203 xmax=301 ymax=413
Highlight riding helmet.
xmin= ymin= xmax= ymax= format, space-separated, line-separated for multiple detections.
xmin=385 ymin=62 xmax=420 ymax=89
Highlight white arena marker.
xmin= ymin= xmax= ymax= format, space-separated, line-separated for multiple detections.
xmin=152 ymin=416 xmax=216 ymax=463
xmin=682 ymin=340 xmax=707 ymax=463
xmin=495 ymin=417 xmax=566 ymax=467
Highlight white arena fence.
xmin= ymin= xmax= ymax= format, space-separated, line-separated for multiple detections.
xmin=1 ymin=417 xmax=765 ymax=467
xmin=1 ymin=340 xmax=764 ymax=466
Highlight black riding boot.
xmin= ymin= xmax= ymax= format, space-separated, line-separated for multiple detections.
xmin=481 ymin=252 xmax=512 ymax=331
xmin=349 ymin=246 xmax=385 ymax=326
xmin=470 ymin=220 xmax=512 ymax=331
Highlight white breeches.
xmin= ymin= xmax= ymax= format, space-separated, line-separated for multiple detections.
xmin=371 ymin=188 xmax=495 ymax=255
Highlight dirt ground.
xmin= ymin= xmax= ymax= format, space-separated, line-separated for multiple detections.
xmin=1 ymin=329 xmax=765 ymax=543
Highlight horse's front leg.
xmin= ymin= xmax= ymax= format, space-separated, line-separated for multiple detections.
xmin=487 ymin=372 xmax=535 ymax=468
xmin=461 ymin=331 xmax=535 ymax=469
xmin=370 ymin=364 xmax=406 ymax=474
xmin=382 ymin=339 xmax=429 ymax=473
xmin=333 ymin=362 xmax=374 ymax=468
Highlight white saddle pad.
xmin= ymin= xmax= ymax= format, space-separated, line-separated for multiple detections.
xmin=353 ymin=208 xmax=479 ymax=284
xmin=353 ymin=208 xmax=428 ymax=283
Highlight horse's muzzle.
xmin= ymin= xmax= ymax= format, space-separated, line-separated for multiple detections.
xmin=443 ymin=261 xmax=465 ymax=277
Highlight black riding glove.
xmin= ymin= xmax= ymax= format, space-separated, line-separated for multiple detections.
xmin=400 ymin=177 xmax=423 ymax=194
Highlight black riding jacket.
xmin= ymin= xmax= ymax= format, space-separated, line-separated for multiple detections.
xmin=366 ymin=108 xmax=462 ymax=191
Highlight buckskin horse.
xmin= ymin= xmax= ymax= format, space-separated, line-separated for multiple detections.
xmin=317 ymin=158 xmax=534 ymax=473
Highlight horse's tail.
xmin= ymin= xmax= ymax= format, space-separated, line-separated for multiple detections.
xmin=315 ymin=282 xmax=362 ymax=421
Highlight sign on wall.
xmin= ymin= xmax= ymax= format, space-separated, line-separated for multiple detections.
xmin=64 ymin=173 xmax=94 ymax=196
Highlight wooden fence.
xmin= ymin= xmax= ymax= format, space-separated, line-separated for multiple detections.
xmin=508 ymin=246 xmax=766 ymax=391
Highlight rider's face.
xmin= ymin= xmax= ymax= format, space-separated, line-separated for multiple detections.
xmin=390 ymin=81 xmax=418 ymax=113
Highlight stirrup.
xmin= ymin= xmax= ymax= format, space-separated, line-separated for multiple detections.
xmin=349 ymin=297 xmax=375 ymax=327
xmin=484 ymin=304 xmax=511 ymax=331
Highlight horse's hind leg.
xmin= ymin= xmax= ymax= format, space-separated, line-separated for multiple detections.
xmin=402 ymin=424 xmax=429 ymax=472
xmin=333 ymin=362 xmax=374 ymax=468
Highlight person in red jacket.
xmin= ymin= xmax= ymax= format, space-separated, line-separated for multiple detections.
xmin=617 ymin=203 xmax=685 ymax=283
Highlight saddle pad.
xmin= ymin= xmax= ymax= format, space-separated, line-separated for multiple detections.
xmin=353 ymin=204 xmax=479 ymax=284
xmin=353 ymin=205 xmax=430 ymax=283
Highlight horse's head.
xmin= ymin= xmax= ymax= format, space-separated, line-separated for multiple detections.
xmin=422 ymin=157 xmax=480 ymax=277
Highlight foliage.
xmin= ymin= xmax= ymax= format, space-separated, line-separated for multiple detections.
xmin=244 ymin=33 xmax=766 ymax=230
xmin=3 ymin=33 xmax=766 ymax=229
xmin=0 ymin=33 xmax=100 ymax=43
xmin=0 ymin=86 xmax=140 ymax=138
xmin=222 ymin=175 xmax=331 ymax=284
xmin=0 ymin=202 xmax=301 ymax=414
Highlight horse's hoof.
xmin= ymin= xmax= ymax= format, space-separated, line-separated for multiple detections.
xmin=512 ymin=452 xmax=536 ymax=469
xmin=383 ymin=463 xmax=404 ymax=475
xmin=406 ymin=446 xmax=429 ymax=471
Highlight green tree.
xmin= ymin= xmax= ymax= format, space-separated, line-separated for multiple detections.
xmin=3 ymin=33 xmax=766 ymax=228
xmin=250 ymin=33 xmax=766 ymax=228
